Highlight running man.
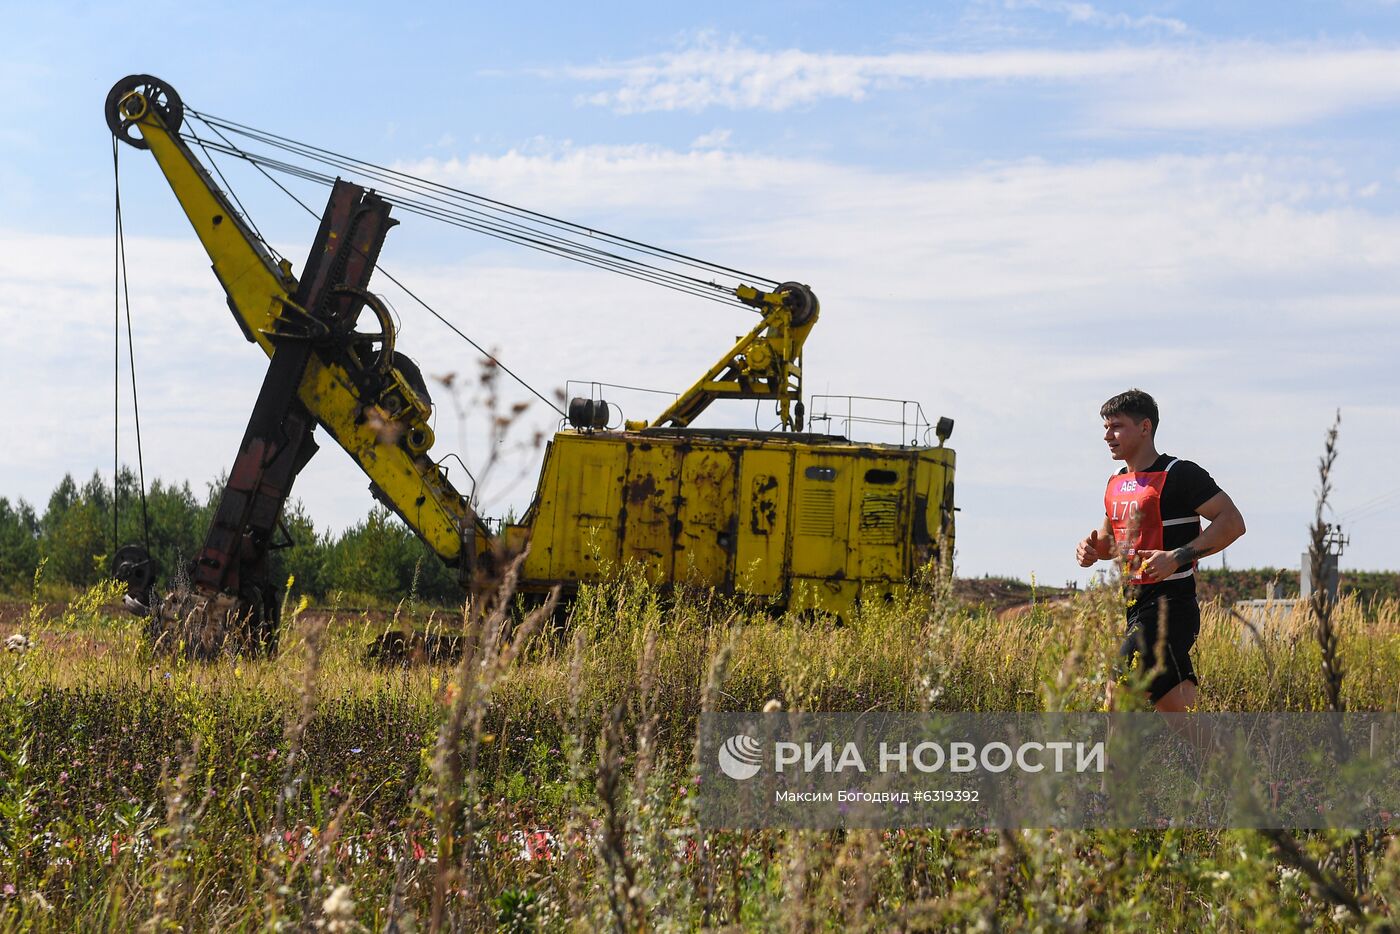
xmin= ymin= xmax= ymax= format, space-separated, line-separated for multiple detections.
xmin=1076 ymin=389 xmax=1246 ymax=712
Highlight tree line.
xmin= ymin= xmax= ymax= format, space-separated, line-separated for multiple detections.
xmin=6 ymin=471 xmax=1393 ymax=608
xmin=1195 ymin=566 xmax=1400 ymax=605
xmin=0 ymin=469 xmax=462 ymax=604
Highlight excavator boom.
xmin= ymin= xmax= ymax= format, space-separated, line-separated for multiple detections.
xmin=107 ymin=75 xmax=482 ymax=643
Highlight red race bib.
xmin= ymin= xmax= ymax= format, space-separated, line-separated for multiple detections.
xmin=1105 ymin=466 xmax=1178 ymax=584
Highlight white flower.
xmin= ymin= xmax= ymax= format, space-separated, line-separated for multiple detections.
xmin=4 ymin=634 xmax=31 ymax=653
xmin=318 ymin=885 xmax=359 ymax=933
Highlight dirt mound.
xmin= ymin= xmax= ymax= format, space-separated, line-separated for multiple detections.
xmin=954 ymin=577 xmax=1076 ymax=615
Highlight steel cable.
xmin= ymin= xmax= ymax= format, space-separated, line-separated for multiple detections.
xmin=186 ymin=116 xmax=566 ymax=418
xmin=181 ymin=131 xmax=751 ymax=307
xmin=1338 ymin=491 xmax=1400 ymax=525
xmin=186 ymin=108 xmax=780 ymax=290
xmin=112 ymin=139 xmax=151 ymax=554
xmin=173 ymin=108 xmax=799 ymax=418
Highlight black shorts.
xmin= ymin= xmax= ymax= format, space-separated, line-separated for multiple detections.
xmin=1117 ymin=593 xmax=1200 ymax=703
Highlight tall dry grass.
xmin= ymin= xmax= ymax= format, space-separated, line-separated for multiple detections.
xmin=1 ymin=562 xmax=1397 ymax=929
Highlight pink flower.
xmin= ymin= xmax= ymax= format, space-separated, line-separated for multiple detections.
xmin=523 ymin=830 xmax=555 ymax=861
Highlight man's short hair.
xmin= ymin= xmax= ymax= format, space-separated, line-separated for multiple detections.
xmin=1100 ymin=389 xmax=1159 ymax=434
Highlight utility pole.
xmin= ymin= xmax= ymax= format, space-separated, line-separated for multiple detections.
xmin=1300 ymin=523 xmax=1348 ymax=602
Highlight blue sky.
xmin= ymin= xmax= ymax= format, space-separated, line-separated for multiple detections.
xmin=4 ymin=0 xmax=1400 ymax=583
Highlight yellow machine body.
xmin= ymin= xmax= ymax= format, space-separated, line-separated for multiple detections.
xmin=506 ymin=429 xmax=955 ymax=615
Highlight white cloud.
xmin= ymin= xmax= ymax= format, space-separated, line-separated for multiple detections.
xmin=1099 ymin=46 xmax=1400 ymax=130
xmin=1007 ymin=0 xmax=1189 ymax=35
xmin=390 ymin=143 xmax=812 ymax=214
xmin=568 ymin=39 xmax=1400 ymax=133
xmin=8 ymin=143 xmax=1399 ymax=580
xmin=570 ymin=41 xmax=1169 ymax=113
xmin=691 ymin=128 xmax=732 ymax=149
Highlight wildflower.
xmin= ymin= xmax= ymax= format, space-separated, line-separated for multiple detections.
xmin=2 ymin=883 xmax=15 ymax=898
xmin=318 ymin=884 xmax=358 ymax=933
xmin=4 ymin=633 xmax=31 ymax=653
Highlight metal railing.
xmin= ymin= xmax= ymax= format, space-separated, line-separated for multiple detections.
xmin=805 ymin=395 xmax=935 ymax=447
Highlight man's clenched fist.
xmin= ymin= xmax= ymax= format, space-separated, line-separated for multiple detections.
xmin=1076 ymin=529 xmax=1113 ymax=567
xmin=1129 ymin=549 xmax=1184 ymax=583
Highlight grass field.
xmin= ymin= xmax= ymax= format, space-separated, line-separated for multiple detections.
xmin=1 ymin=571 xmax=1397 ymax=931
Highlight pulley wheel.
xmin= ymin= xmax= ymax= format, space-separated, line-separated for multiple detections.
xmin=112 ymin=544 xmax=157 ymax=599
xmin=106 ymin=75 xmax=184 ymax=150
xmin=331 ymin=284 xmax=397 ymax=375
xmin=775 ymin=281 xmax=818 ymax=327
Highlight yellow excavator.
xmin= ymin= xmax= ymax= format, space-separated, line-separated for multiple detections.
xmin=105 ymin=74 xmax=956 ymax=654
